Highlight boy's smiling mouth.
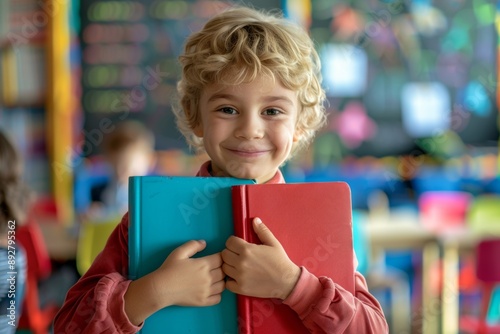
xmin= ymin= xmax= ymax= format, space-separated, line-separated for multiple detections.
xmin=225 ymin=147 xmax=271 ymax=157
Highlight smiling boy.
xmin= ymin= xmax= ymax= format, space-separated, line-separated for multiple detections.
xmin=55 ymin=6 xmax=388 ymax=333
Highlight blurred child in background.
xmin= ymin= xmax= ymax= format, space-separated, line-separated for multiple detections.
xmin=82 ymin=120 xmax=157 ymax=221
xmin=0 ymin=130 xmax=29 ymax=333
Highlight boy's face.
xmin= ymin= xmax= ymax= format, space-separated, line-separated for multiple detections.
xmin=195 ymin=75 xmax=301 ymax=183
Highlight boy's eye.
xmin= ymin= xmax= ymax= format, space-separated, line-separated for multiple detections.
xmin=218 ymin=107 xmax=237 ymax=115
xmin=262 ymin=108 xmax=282 ymax=116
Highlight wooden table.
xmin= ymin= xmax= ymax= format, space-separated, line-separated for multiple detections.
xmin=366 ymin=212 xmax=500 ymax=334
xmin=438 ymin=228 xmax=498 ymax=334
xmin=365 ymin=212 xmax=441 ymax=334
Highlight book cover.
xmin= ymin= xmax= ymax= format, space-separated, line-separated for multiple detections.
xmin=129 ymin=175 xmax=254 ymax=334
xmin=231 ymin=182 xmax=354 ymax=334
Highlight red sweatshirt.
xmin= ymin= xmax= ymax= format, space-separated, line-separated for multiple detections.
xmin=54 ymin=162 xmax=388 ymax=333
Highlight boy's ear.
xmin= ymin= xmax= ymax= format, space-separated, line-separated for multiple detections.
xmin=293 ymin=128 xmax=303 ymax=143
xmin=193 ymin=123 xmax=203 ymax=138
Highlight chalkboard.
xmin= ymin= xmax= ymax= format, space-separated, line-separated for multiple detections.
xmin=80 ymin=0 xmax=281 ymax=156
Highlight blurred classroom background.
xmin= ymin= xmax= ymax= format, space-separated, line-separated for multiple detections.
xmin=1 ymin=0 xmax=500 ymax=333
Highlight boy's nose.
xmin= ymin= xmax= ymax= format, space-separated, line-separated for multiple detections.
xmin=234 ymin=113 xmax=264 ymax=140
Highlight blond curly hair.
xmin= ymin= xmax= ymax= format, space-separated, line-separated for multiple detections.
xmin=174 ymin=6 xmax=327 ymax=155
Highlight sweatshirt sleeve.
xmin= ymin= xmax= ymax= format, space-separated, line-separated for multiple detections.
xmin=283 ymin=267 xmax=389 ymax=334
xmin=53 ymin=213 xmax=143 ymax=334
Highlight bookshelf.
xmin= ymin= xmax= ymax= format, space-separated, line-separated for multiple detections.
xmin=0 ymin=0 xmax=77 ymax=224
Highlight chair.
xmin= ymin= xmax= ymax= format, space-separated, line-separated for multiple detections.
xmin=31 ymin=195 xmax=59 ymax=221
xmin=76 ymin=219 xmax=120 ymax=276
xmin=353 ymin=210 xmax=412 ymax=333
xmin=459 ymin=238 xmax=500 ymax=333
xmin=467 ymin=195 xmax=500 ymax=235
xmin=418 ymin=191 xmax=472 ymax=232
xmin=73 ymin=157 xmax=111 ymax=215
xmin=16 ymin=223 xmax=59 ymax=334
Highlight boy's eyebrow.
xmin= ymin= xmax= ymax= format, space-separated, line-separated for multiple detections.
xmin=207 ymin=93 xmax=235 ymax=102
xmin=207 ymin=93 xmax=296 ymax=106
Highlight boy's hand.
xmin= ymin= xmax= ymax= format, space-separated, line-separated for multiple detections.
xmin=125 ymin=240 xmax=225 ymax=325
xmin=222 ymin=218 xmax=300 ymax=300
xmin=150 ymin=240 xmax=226 ymax=308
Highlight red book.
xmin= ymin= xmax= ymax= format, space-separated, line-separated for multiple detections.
xmin=232 ymin=182 xmax=355 ymax=334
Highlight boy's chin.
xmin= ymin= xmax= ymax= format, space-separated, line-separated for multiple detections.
xmin=210 ymin=161 xmax=278 ymax=182
xmin=226 ymin=169 xmax=275 ymax=183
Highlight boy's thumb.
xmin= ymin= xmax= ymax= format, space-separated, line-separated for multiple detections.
xmin=253 ymin=218 xmax=279 ymax=247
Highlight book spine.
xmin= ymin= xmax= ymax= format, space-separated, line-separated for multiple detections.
xmin=232 ymin=185 xmax=248 ymax=240
xmin=231 ymin=185 xmax=253 ymax=334
xmin=232 ymin=185 xmax=259 ymax=244
xmin=128 ymin=176 xmax=140 ymax=280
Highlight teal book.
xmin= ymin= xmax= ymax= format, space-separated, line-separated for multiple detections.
xmin=128 ymin=175 xmax=254 ymax=334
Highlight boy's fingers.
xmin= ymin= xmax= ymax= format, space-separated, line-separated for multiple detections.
xmin=211 ymin=267 xmax=226 ymax=282
xmin=252 ymin=218 xmax=280 ymax=247
xmin=204 ymin=252 xmax=223 ymax=268
xmin=171 ymin=240 xmax=206 ymax=259
xmin=205 ymin=293 xmax=222 ymax=306
xmin=224 ymin=277 xmax=239 ymax=294
xmin=221 ymin=248 xmax=238 ymax=266
xmin=225 ymin=235 xmax=246 ymax=254
xmin=222 ymin=263 xmax=237 ymax=279
xmin=210 ymin=280 xmax=225 ymax=295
